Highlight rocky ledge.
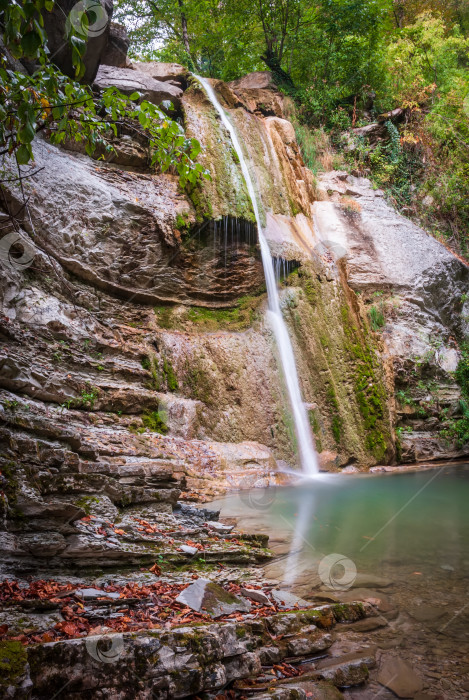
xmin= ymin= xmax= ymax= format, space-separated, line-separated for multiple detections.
xmin=1 ymin=585 xmax=375 ymax=699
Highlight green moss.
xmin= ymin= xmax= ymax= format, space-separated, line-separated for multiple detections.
xmin=287 ymin=263 xmax=392 ymax=464
xmin=174 ymin=213 xmax=191 ymax=234
xmin=0 ymin=641 xmax=27 ymax=688
xmin=0 ymin=461 xmax=18 ymax=509
xmin=162 ymin=356 xmax=179 ymax=392
xmin=141 ymin=410 xmax=169 ymax=434
xmin=326 ymin=385 xmax=343 ymax=444
xmin=142 ymin=353 xmax=161 ymax=391
xmin=185 ymin=295 xmax=263 ymax=332
xmin=186 ymin=182 xmax=213 ymax=223
xmin=298 ymin=267 xmax=319 ymax=305
xmin=154 ymin=306 xmax=175 ymax=330
xmin=441 ymin=342 xmax=469 ymax=447
xmin=74 ymin=496 xmax=99 ymax=514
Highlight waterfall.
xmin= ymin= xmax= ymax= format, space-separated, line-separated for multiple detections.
xmin=196 ymin=76 xmax=319 ymax=476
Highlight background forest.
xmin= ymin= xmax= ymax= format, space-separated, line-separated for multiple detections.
xmin=115 ymin=0 xmax=469 ymax=259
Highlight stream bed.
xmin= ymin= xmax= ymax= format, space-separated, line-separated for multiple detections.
xmin=208 ymin=463 xmax=469 ymax=698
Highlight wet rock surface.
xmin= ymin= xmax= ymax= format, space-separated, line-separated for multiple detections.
xmin=176 ymin=578 xmax=251 ymax=617
xmin=1 ymin=63 xmax=468 ymax=699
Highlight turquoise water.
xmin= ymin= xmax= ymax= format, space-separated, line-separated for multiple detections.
xmin=210 ymin=465 xmax=469 ymax=576
xmin=209 ymin=464 xmax=469 ymax=696
xmin=210 ymin=464 xmax=469 ymax=700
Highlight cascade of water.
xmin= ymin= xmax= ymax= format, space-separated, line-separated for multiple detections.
xmin=196 ymin=76 xmax=319 ymax=476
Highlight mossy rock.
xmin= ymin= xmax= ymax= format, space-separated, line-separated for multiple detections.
xmin=0 ymin=640 xmax=28 ymax=688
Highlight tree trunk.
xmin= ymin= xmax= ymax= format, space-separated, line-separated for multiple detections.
xmin=260 ymin=50 xmax=295 ymax=90
xmin=177 ymin=0 xmax=191 ymax=57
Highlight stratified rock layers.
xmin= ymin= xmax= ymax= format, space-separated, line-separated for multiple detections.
xmin=0 ymin=69 xmax=468 ymax=580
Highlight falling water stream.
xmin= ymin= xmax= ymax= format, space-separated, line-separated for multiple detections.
xmin=196 ymin=76 xmax=319 ymax=476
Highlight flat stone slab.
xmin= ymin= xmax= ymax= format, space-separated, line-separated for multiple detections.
xmin=377 ymin=656 xmax=423 ymax=698
xmin=75 ymin=588 xmax=120 ymax=600
xmin=176 ymin=578 xmax=251 ymax=618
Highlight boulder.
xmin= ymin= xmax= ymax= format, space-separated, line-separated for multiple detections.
xmin=42 ymin=0 xmax=113 ymax=83
xmin=101 ymin=22 xmax=130 ymax=67
xmin=93 ymin=65 xmax=183 ymax=109
xmin=132 ymin=61 xmax=188 ymax=85
xmin=318 ymin=652 xmax=374 ymax=688
xmin=286 ymin=626 xmax=333 ymax=656
xmin=175 ymin=579 xmax=251 ymax=618
xmin=240 ymin=587 xmax=272 ymax=605
xmin=229 ymin=71 xmax=275 ymax=91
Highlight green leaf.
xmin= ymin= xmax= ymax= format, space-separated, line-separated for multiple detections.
xmin=16 ymin=143 xmax=32 ymax=165
xmin=20 ymin=30 xmax=42 ymax=56
xmin=18 ymin=120 xmax=36 ymax=144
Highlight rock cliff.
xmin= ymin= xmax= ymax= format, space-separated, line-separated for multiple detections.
xmin=0 ymin=63 xmax=468 ymax=577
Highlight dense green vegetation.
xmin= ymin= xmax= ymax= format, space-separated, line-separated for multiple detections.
xmin=443 ymin=343 xmax=469 ymax=446
xmin=116 ymin=0 xmax=469 ymax=258
xmin=0 ymin=0 xmax=207 ymax=186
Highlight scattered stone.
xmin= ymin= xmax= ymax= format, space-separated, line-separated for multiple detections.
xmin=350 ymin=617 xmax=388 ymax=632
xmin=75 ymin=588 xmax=120 ymax=600
xmin=258 ymin=645 xmax=282 ymax=664
xmin=175 ymin=579 xmax=251 ymax=618
xmin=377 ymin=656 xmax=423 ymax=698
xmin=349 ymin=573 xmax=393 ymax=589
xmin=286 ymin=627 xmax=333 ymax=656
xmin=208 ymin=521 xmax=234 ymax=533
xmin=271 ymin=590 xmax=312 ymax=609
xmin=408 ymin=604 xmax=446 ymax=623
xmin=179 ymin=544 xmax=198 ymax=555
xmin=240 ymin=587 xmax=272 ymax=605
xmin=318 ymin=651 xmax=374 ymax=688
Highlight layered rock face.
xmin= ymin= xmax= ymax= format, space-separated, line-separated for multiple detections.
xmin=0 ymin=63 xmax=468 ymax=578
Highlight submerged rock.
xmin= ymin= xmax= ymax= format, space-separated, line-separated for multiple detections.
xmin=176 ymin=579 xmax=251 ymax=617
xmin=377 ymin=656 xmax=423 ymax=697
